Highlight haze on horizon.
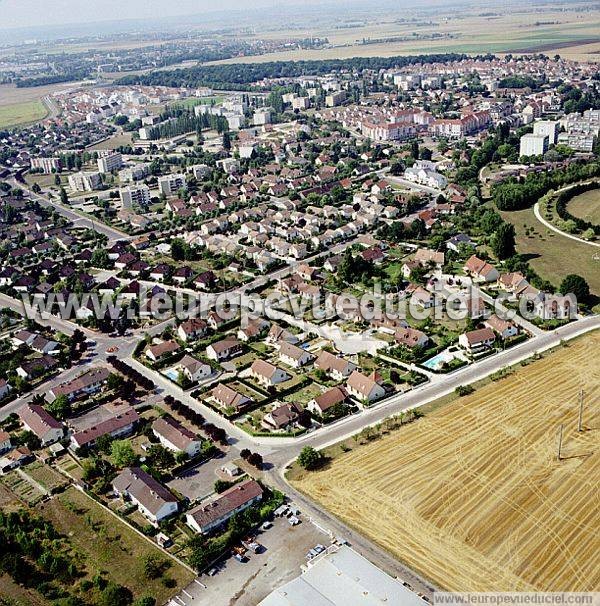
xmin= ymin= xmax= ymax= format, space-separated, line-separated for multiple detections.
xmin=0 ymin=0 xmax=400 ymax=30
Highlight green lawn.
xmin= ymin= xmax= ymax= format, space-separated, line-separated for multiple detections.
xmin=501 ymin=207 xmax=600 ymax=295
xmin=567 ymin=188 xmax=600 ymax=225
xmin=0 ymin=100 xmax=47 ymax=128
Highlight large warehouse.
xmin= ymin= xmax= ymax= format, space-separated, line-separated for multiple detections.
xmin=258 ymin=545 xmax=426 ymax=606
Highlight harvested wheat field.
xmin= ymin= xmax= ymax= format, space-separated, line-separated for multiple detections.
xmin=293 ymin=332 xmax=600 ymax=592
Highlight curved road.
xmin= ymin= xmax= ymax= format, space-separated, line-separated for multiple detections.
xmin=534 ymin=202 xmax=600 ymax=248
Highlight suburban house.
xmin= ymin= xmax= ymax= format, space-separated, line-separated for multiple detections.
xmin=19 ymin=404 xmax=64 ymax=446
xmin=211 ymin=383 xmax=252 ymax=412
xmin=459 ymin=327 xmax=496 ymax=352
xmin=307 ymin=386 xmax=348 ymax=417
xmin=0 ymin=447 xmax=33 ymax=475
xmin=177 ymin=319 xmax=208 ymax=342
xmin=186 ymin=479 xmax=263 ymax=534
xmin=174 ymin=355 xmax=212 ymax=383
xmin=145 ymin=341 xmax=181 ymax=362
xmin=249 ymin=360 xmax=289 ymax=388
xmin=394 ymin=327 xmax=430 ymax=349
xmin=237 ymin=318 xmax=270 ymax=342
xmin=484 ymin=314 xmax=519 ymax=340
xmin=464 ymin=255 xmax=499 ymax=283
xmin=266 ymin=324 xmax=298 ymax=345
xmin=0 ymin=430 xmax=11 ymax=454
xmin=113 ymin=467 xmax=179 ymax=525
xmin=277 ymin=341 xmax=314 ymax=368
xmin=414 ymin=248 xmax=445 ymax=268
xmin=70 ymin=406 xmax=140 ymax=450
xmin=206 ymin=339 xmax=242 ymax=362
xmin=346 ymin=370 xmax=386 ymax=403
xmin=314 ymin=351 xmax=357 ymax=381
xmin=534 ymin=294 xmax=576 ymax=320
xmin=0 ymin=379 xmax=11 ymax=400
xmin=446 ymin=233 xmax=475 ymax=252
xmin=498 ymin=272 xmax=528 ymax=294
xmin=47 ymin=367 xmax=110 ymax=402
xmin=262 ymin=402 xmax=303 ymax=432
xmin=152 ymin=417 xmax=202 ymax=458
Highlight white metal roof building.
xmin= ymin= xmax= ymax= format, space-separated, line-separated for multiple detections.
xmin=258 ymin=545 xmax=426 ymax=606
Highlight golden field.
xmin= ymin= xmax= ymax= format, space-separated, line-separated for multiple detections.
xmin=292 ymin=331 xmax=600 ymax=591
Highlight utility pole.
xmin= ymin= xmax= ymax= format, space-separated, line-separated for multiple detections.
xmin=577 ymin=389 xmax=584 ymax=433
xmin=556 ymin=424 xmax=564 ymax=461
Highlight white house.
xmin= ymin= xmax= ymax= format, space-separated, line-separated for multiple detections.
xmin=175 ymin=355 xmax=212 ymax=383
xmin=459 ymin=327 xmax=496 ymax=352
xmin=112 ymin=467 xmax=179 ymax=525
xmin=249 ymin=360 xmax=289 ymax=388
xmin=277 ymin=341 xmax=314 ymax=369
xmin=346 ymin=371 xmax=385 ymax=403
xmin=152 ymin=416 xmax=202 ymax=458
xmin=19 ymin=404 xmax=64 ymax=446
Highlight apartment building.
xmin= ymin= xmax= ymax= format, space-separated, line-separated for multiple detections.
xmin=30 ymin=157 xmax=61 ymax=174
xmin=120 ymin=185 xmax=151 ymax=208
xmin=158 ymin=173 xmax=186 ymax=197
xmin=97 ymin=152 xmax=123 ymax=173
xmin=68 ymin=171 xmax=101 ymax=192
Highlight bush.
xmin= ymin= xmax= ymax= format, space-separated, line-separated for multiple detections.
xmin=455 ymin=385 xmax=475 ymax=397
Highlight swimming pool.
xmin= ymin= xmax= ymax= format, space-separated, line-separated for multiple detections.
xmin=163 ymin=368 xmax=179 ymax=381
xmin=422 ymin=351 xmax=454 ymax=370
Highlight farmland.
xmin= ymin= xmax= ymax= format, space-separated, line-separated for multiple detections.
xmin=0 ymin=100 xmax=47 ymax=129
xmin=292 ymin=332 xmax=600 ymax=592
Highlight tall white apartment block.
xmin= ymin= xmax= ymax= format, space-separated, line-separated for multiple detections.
xmin=120 ymin=185 xmax=151 ymax=209
xmin=97 ymin=152 xmax=123 ymax=174
xmin=158 ymin=173 xmax=186 ymax=197
xmin=519 ymin=133 xmax=549 ymax=157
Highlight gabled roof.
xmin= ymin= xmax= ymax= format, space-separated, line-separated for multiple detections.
xmin=19 ymin=403 xmax=63 ymax=437
xmin=113 ymin=467 xmax=178 ymax=515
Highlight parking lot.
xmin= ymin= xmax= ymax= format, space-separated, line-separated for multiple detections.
xmin=169 ymin=510 xmax=333 ymax=606
xmin=167 ymin=451 xmax=235 ymax=502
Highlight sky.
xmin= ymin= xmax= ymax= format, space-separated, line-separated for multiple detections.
xmin=0 ymin=0 xmax=347 ymax=30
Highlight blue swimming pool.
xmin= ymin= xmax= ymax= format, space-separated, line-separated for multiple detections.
xmin=422 ymin=352 xmax=453 ymax=370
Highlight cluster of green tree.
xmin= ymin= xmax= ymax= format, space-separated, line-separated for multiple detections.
xmin=554 ymin=181 xmax=600 ymax=236
xmin=0 ymin=509 xmax=81 ymax=601
xmin=144 ymin=110 xmax=228 ymax=141
xmin=492 ymin=161 xmax=600 ymax=211
xmin=497 ymin=75 xmax=543 ymax=89
xmin=117 ymin=53 xmax=469 ymax=90
xmin=16 ymin=71 xmax=91 ymax=88
xmin=558 ymin=83 xmax=600 ymax=114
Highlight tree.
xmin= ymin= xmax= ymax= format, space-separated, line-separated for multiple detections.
xmin=560 ymin=274 xmax=589 ymax=302
xmin=47 ymin=394 xmax=71 ymax=419
xmin=98 ymin=583 xmax=133 ymax=606
xmin=59 ymin=187 xmax=69 ymax=205
xmin=91 ymin=249 xmax=110 ymax=268
xmin=214 ymin=479 xmax=233 ymax=493
xmin=111 ymin=440 xmax=137 ymax=467
xmin=222 ymin=130 xmax=231 ymax=151
xmin=491 ymin=223 xmax=516 ymax=260
xmin=141 ymin=553 xmax=168 ymax=580
xmin=147 ymin=444 xmax=175 ymax=470
xmin=297 ymin=446 xmax=323 ymax=470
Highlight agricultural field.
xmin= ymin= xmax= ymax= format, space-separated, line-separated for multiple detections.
xmin=0 ymin=100 xmax=47 ymax=129
xmin=567 ymin=188 xmax=600 ymax=225
xmin=209 ymin=8 xmax=600 ymax=64
xmin=500 ymin=207 xmax=600 ymax=295
xmin=292 ymin=331 xmax=600 ymax=592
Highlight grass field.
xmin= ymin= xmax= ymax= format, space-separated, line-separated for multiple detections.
xmin=500 ymin=207 xmax=600 ymax=295
xmin=38 ymin=486 xmax=195 ymax=602
xmin=567 ymin=188 xmax=600 ymax=225
xmin=0 ymin=100 xmax=47 ymax=129
xmin=292 ymin=331 xmax=600 ymax=592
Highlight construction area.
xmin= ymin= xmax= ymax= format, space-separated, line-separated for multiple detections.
xmin=292 ymin=331 xmax=600 ymax=592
